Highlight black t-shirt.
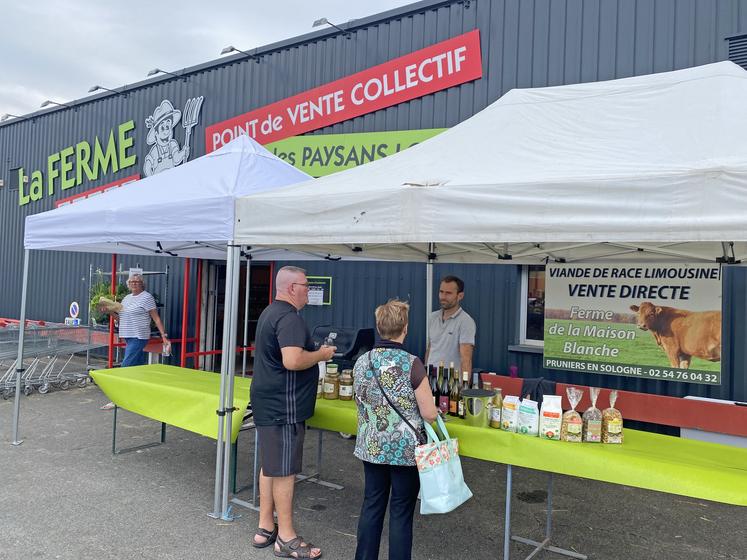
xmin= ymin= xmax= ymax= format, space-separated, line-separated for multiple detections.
xmin=251 ymin=300 xmax=318 ymax=426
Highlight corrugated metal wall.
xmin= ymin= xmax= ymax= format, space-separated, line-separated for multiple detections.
xmin=2 ymin=0 xmax=746 ymax=398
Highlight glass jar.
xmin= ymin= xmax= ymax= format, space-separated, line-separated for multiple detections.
xmin=339 ymin=369 xmax=354 ymax=401
xmin=323 ymin=372 xmax=340 ymax=400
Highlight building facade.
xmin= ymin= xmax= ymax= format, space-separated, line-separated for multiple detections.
xmin=1 ymin=0 xmax=746 ymax=402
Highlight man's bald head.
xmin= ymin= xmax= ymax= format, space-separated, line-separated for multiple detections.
xmin=276 ymin=266 xmax=306 ymax=295
xmin=275 ymin=266 xmax=310 ymax=310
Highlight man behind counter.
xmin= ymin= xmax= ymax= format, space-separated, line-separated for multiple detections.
xmin=425 ymin=275 xmax=476 ymax=376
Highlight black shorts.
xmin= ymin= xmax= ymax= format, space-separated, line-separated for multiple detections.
xmin=256 ymin=422 xmax=306 ymax=477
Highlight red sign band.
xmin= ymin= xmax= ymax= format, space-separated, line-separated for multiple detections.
xmin=205 ymin=29 xmax=482 ymax=151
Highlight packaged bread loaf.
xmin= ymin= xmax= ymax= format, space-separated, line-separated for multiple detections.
xmin=602 ymin=390 xmax=623 ymax=444
xmin=560 ymin=387 xmax=583 ymax=442
xmin=582 ymin=387 xmax=603 ymax=443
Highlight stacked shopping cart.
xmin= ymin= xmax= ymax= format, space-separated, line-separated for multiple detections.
xmin=0 ymin=319 xmax=108 ymax=399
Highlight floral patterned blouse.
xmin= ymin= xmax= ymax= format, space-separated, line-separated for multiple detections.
xmin=353 ymin=342 xmax=426 ymax=466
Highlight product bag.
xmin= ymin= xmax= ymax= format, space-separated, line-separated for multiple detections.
xmin=415 ymin=416 xmax=473 ymax=515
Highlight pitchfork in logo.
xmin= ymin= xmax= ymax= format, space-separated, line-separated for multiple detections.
xmin=143 ymin=96 xmax=204 ymax=177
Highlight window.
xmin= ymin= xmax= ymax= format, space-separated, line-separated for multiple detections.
xmin=8 ymin=167 xmax=21 ymax=191
xmin=519 ymin=265 xmax=545 ymax=345
xmin=727 ymin=33 xmax=747 ymax=70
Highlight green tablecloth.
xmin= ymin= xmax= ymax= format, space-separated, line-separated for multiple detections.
xmin=91 ymin=365 xmax=251 ymax=442
xmin=309 ymin=397 xmax=747 ymax=507
xmin=91 ymin=366 xmax=747 ymax=506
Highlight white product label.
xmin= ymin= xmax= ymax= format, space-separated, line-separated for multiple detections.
xmin=339 ymin=385 xmax=353 ymax=397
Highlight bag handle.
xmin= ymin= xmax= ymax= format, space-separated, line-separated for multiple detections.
xmin=368 ymin=350 xmax=427 ymax=445
xmin=423 ymin=415 xmax=451 ymax=445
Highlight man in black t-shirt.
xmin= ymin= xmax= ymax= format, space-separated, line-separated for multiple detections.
xmin=251 ymin=266 xmax=335 ymax=558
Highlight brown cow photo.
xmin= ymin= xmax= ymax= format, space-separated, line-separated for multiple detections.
xmin=629 ymin=302 xmax=721 ymax=369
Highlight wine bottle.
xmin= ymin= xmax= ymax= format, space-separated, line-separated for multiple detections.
xmin=458 ymin=370 xmax=469 ymax=419
xmin=429 ymin=365 xmax=439 ymax=407
xmin=438 ymin=362 xmax=450 ymax=414
xmin=449 ymin=367 xmax=459 ymax=416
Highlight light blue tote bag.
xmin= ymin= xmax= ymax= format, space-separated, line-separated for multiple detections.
xmin=415 ymin=416 xmax=473 ymax=515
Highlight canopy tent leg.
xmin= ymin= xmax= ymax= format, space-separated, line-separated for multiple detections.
xmin=209 ymin=244 xmax=240 ymax=519
xmin=180 ymin=258 xmax=191 ymax=367
xmin=108 ymin=254 xmax=117 ymax=368
xmin=220 ymin=244 xmax=242 ymax=519
xmin=508 ymin=470 xmax=588 ymax=560
xmin=10 ymin=249 xmax=30 ymax=446
xmin=242 ymin=256 xmax=252 ymax=377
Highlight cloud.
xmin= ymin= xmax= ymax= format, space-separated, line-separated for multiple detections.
xmin=2 ymin=0 xmax=414 ymax=116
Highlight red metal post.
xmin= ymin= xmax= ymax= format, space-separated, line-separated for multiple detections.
xmin=180 ymin=258 xmax=191 ymax=367
xmin=193 ymin=259 xmax=203 ymax=368
xmin=108 ymin=253 xmax=117 ymax=368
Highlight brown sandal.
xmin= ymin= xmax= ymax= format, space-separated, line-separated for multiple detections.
xmin=273 ymin=535 xmax=322 ymax=558
xmin=252 ymin=524 xmax=278 ymax=549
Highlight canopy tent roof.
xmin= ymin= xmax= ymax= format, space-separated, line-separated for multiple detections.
xmin=24 ymin=135 xmax=311 ymax=260
xmin=234 ymin=62 xmax=747 ymax=264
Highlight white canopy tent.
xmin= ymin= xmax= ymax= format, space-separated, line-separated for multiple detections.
xmin=13 ymin=135 xmax=313 ymax=519
xmin=14 ymin=61 xmax=747 ymax=522
xmin=222 ymin=61 xmax=747 ymax=518
xmin=24 ymin=135 xmax=311 ymax=260
xmin=235 ymin=61 xmax=747 ymax=264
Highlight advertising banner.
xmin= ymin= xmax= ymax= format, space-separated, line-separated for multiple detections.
xmin=206 ymin=30 xmax=482 ymax=150
xmin=266 ymin=129 xmax=445 ymax=176
xmin=543 ymin=263 xmax=722 ymax=385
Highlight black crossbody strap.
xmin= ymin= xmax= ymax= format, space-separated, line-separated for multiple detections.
xmin=368 ymin=350 xmax=426 ymax=445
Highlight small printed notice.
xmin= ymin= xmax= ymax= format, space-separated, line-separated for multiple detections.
xmin=543 ymin=263 xmax=722 ymax=385
xmin=308 ymin=286 xmax=324 ymax=306
xmin=307 ymin=276 xmax=332 ymax=306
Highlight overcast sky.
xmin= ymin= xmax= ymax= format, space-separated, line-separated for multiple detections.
xmin=0 ymin=0 xmax=416 ymax=118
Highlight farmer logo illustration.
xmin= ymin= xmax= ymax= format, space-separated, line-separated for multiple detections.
xmin=143 ymin=96 xmax=204 ymax=177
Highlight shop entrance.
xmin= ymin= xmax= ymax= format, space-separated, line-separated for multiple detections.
xmin=202 ymin=262 xmax=272 ymax=374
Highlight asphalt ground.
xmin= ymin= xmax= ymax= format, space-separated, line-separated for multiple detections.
xmin=1 ymin=383 xmax=745 ymax=560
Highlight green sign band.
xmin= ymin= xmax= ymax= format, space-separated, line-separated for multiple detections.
xmin=266 ymin=128 xmax=446 ymax=177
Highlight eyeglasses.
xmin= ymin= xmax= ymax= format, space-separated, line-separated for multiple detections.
xmin=292 ymin=282 xmax=310 ymax=288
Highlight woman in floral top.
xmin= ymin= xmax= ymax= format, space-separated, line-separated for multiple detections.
xmin=353 ymin=300 xmax=438 ymax=560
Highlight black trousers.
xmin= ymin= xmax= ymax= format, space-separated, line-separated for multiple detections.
xmin=355 ymin=460 xmax=420 ymax=560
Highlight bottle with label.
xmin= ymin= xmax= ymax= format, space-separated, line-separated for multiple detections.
xmin=448 ymin=366 xmax=460 ymax=416
xmin=489 ymin=387 xmax=503 ymax=429
xmin=539 ymin=395 xmax=562 ymax=440
xmin=471 ymin=370 xmax=481 ymax=389
xmin=457 ymin=371 xmax=469 ymax=419
xmin=430 ymin=365 xmax=439 ymax=408
xmin=317 ymin=360 xmax=326 ymax=399
xmin=438 ymin=363 xmax=450 ymax=415
xmin=339 ymin=370 xmax=354 ymax=401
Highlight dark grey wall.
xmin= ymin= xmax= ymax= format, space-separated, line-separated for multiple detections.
xmin=1 ymin=0 xmax=746 ymax=398
xmin=290 ymin=260 xmax=747 ymax=402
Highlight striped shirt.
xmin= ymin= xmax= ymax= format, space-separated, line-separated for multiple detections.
xmin=118 ymin=291 xmax=156 ymax=340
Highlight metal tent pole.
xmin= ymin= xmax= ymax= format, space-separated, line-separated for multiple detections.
xmin=11 ymin=249 xmax=30 ymax=446
xmin=220 ymin=244 xmax=242 ymax=519
xmin=209 ymin=245 xmax=238 ymax=518
xmin=425 ymin=242 xmax=435 ymax=346
xmin=241 ymin=256 xmax=252 ymax=377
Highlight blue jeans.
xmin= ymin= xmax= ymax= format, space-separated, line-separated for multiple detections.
xmin=355 ymin=461 xmax=420 ymax=560
xmin=121 ymin=338 xmax=148 ymax=367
